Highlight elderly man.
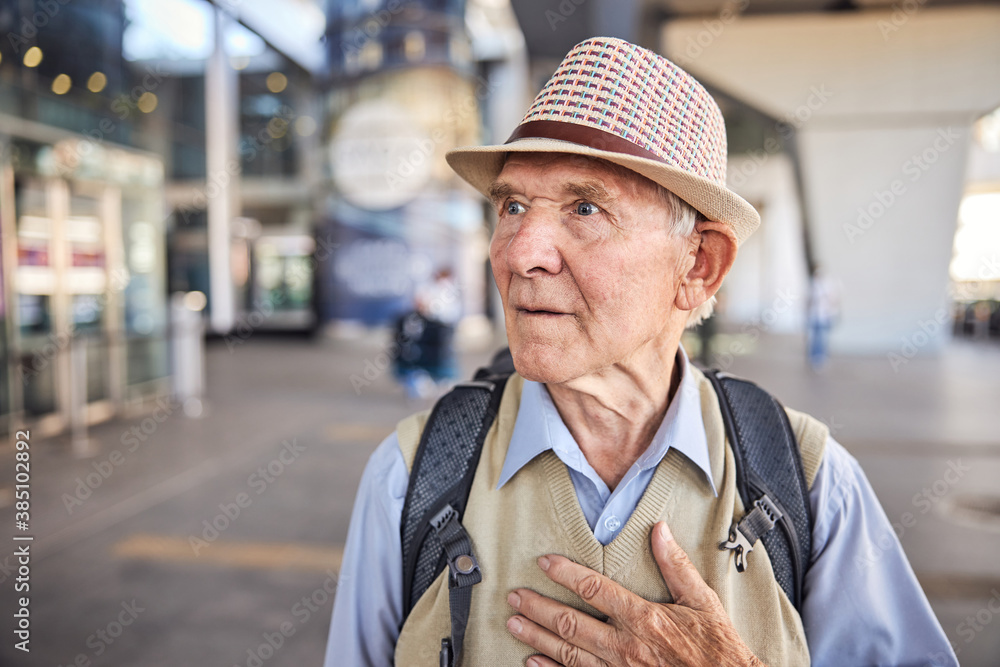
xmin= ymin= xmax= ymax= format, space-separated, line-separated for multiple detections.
xmin=326 ymin=38 xmax=956 ymax=666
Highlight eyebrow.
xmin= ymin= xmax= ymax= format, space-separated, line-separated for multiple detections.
xmin=487 ymin=179 xmax=617 ymax=207
xmin=488 ymin=181 xmax=513 ymax=205
xmin=564 ymin=180 xmax=616 ymax=207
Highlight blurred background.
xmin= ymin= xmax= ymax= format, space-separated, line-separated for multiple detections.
xmin=0 ymin=0 xmax=998 ymax=665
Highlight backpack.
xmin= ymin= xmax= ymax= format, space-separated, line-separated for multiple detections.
xmin=399 ymin=349 xmax=813 ymax=667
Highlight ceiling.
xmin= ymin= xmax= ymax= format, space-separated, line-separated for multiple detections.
xmin=510 ymin=0 xmax=996 ymax=59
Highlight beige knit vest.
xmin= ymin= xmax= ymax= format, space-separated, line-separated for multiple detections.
xmin=394 ymin=367 xmax=827 ymax=666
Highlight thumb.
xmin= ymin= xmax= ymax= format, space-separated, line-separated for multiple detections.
xmin=652 ymin=522 xmax=719 ymax=612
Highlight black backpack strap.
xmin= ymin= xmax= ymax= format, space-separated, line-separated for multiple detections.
xmin=428 ymin=504 xmax=482 ymax=666
xmin=705 ymin=370 xmax=813 ymax=612
xmin=400 ymin=350 xmax=513 ymax=665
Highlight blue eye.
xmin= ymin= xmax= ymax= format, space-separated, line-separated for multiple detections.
xmin=576 ymin=202 xmax=599 ymax=216
xmin=506 ymin=201 xmax=526 ymax=215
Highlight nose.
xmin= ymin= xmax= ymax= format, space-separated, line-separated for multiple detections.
xmin=501 ymin=207 xmax=563 ymax=278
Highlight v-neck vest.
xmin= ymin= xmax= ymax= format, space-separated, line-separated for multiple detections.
xmin=394 ymin=367 xmax=827 ymax=666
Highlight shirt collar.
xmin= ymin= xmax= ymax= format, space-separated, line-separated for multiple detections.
xmin=497 ymin=347 xmax=716 ymax=496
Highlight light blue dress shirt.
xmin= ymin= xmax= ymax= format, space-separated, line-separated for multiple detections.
xmin=325 ymin=351 xmax=957 ymax=666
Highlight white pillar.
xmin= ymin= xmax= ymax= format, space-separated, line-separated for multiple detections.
xmin=205 ymin=7 xmax=239 ymax=334
xmin=663 ymin=6 xmax=1000 ymax=353
xmin=799 ymin=124 xmax=970 ymax=352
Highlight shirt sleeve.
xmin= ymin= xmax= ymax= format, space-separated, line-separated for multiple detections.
xmin=803 ymin=436 xmax=958 ymax=666
xmin=324 ymin=432 xmax=408 ymax=667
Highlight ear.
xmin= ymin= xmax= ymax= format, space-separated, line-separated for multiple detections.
xmin=674 ymin=220 xmax=738 ymax=312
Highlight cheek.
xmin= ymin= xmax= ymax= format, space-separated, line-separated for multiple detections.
xmin=488 ymin=231 xmax=504 ymax=264
xmin=489 ymin=235 xmax=511 ymax=291
xmin=576 ymin=256 xmax=635 ymax=322
xmin=579 ymin=250 xmax=674 ymax=329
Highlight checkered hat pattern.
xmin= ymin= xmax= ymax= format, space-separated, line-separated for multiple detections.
xmin=520 ymin=38 xmax=729 ymax=186
xmin=446 ymin=37 xmax=760 ymax=244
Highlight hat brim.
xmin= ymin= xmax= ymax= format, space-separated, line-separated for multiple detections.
xmin=446 ymin=138 xmax=760 ymax=246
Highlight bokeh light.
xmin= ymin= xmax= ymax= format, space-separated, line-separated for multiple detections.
xmin=23 ymin=46 xmax=43 ymax=67
xmin=266 ymin=72 xmax=287 ymax=93
xmin=51 ymin=74 xmax=72 ymax=95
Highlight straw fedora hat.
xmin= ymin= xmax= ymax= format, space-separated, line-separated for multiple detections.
xmin=446 ymin=37 xmax=760 ymax=245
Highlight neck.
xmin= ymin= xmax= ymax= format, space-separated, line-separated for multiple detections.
xmin=545 ymin=334 xmax=683 ymax=490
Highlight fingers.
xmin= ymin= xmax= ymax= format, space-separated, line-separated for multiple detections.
xmin=651 ymin=522 xmax=720 ymax=612
xmin=508 ymin=588 xmax=612 ymax=659
xmin=506 ymin=602 xmax=609 ymax=667
xmin=535 ymin=555 xmax=643 ymax=624
xmin=521 ymin=655 xmax=564 ymax=667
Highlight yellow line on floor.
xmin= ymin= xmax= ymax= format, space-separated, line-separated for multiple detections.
xmin=112 ymin=534 xmax=343 ymax=573
xmin=325 ymin=422 xmax=391 ymax=442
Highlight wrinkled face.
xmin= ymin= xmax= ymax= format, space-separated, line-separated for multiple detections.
xmin=489 ymin=153 xmax=694 ymax=384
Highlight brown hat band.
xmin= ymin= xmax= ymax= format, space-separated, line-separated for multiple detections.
xmin=506 ymin=120 xmax=665 ymax=165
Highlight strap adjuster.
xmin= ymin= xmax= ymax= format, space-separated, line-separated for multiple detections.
xmin=430 ymin=505 xmax=458 ymax=533
xmin=720 ymin=494 xmax=784 ymax=573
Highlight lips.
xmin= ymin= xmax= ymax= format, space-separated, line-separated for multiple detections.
xmin=515 ymin=304 xmax=568 ymax=316
xmin=520 ymin=308 xmax=563 ymax=315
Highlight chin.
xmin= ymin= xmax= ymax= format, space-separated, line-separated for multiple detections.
xmin=509 ymin=341 xmax=582 ymax=385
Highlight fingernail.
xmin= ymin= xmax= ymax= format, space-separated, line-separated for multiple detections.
xmin=537 ymin=556 xmax=550 ymax=571
xmin=527 ymin=658 xmax=541 ymax=667
xmin=659 ymin=522 xmax=674 ymax=543
xmin=507 ymin=591 xmax=521 ymax=609
xmin=507 ymin=616 xmax=523 ymax=634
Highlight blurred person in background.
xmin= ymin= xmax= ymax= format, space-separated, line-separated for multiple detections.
xmin=327 ymin=37 xmax=955 ymax=667
xmin=394 ymin=268 xmax=461 ymax=398
xmin=806 ymin=264 xmax=841 ymax=370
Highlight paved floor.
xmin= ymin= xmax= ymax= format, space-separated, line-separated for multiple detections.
xmin=0 ymin=331 xmax=997 ymax=666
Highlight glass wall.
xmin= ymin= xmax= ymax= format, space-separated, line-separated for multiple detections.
xmin=1 ymin=136 xmax=167 ymax=436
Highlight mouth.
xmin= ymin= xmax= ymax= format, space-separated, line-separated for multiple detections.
xmin=516 ymin=307 xmax=568 ymax=317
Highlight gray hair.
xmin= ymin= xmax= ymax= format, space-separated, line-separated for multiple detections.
xmin=657 ymin=187 xmax=716 ymax=329
xmin=601 ymin=160 xmax=716 ymax=328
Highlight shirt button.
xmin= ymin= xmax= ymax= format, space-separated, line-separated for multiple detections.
xmin=604 ymin=515 xmax=621 ymax=532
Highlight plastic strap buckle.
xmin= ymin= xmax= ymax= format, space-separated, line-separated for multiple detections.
xmin=720 ymin=494 xmax=783 ymax=573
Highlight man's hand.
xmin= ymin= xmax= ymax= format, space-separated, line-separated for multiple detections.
xmin=505 ymin=522 xmax=764 ymax=667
